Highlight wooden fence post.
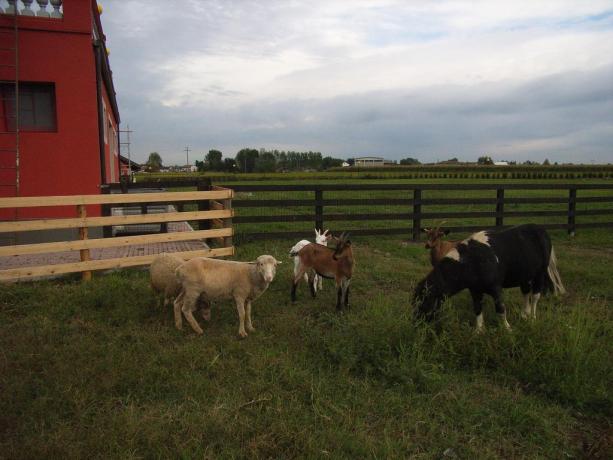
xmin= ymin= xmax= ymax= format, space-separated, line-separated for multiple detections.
xmin=222 ymin=196 xmax=233 ymax=249
xmin=315 ymin=188 xmax=323 ymax=231
xmin=77 ymin=204 xmax=92 ymax=281
xmin=496 ymin=188 xmax=504 ymax=227
xmin=568 ymin=188 xmax=576 ymax=236
xmin=412 ymin=188 xmax=422 ymax=241
xmin=101 ymin=184 xmax=112 ymax=238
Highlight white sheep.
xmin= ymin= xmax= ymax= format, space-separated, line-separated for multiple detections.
xmin=174 ymin=255 xmax=281 ymax=337
xmin=150 ymin=253 xmax=184 ymax=307
xmin=289 ymin=229 xmax=330 ymax=293
xmin=149 ymin=253 xmax=211 ymax=320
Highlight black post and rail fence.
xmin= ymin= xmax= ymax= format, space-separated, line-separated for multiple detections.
xmin=120 ymin=181 xmax=613 ymax=241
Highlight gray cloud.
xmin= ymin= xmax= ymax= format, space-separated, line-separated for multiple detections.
xmin=101 ymin=1 xmax=613 ymax=165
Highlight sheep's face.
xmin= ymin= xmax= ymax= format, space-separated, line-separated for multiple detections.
xmin=256 ymin=255 xmax=280 ymax=283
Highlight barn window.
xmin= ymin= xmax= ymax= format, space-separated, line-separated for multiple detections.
xmin=0 ymin=82 xmax=57 ymax=132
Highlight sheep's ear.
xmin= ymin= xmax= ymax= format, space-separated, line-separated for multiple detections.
xmin=276 ymin=259 xmax=282 ymax=265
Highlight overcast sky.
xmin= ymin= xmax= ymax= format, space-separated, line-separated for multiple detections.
xmin=100 ymin=0 xmax=613 ymax=165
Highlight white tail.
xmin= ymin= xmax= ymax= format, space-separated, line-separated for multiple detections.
xmin=547 ymin=247 xmax=566 ymax=295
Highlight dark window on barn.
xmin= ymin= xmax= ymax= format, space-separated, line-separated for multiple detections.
xmin=0 ymin=82 xmax=57 ymax=132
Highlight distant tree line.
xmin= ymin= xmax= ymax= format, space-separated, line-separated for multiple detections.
xmin=195 ymin=148 xmax=344 ymax=173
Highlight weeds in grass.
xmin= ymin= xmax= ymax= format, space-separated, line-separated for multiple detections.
xmin=0 ymin=236 xmax=611 ymax=458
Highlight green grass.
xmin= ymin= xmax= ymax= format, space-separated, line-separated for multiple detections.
xmin=1 ymin=231 xmax=612 ymax=458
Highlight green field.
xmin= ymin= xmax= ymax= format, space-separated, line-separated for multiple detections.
xmin=1 ymin=227 xmax=611 ymax=457
xmin=136 ymin=163 xmax=613 ymax=183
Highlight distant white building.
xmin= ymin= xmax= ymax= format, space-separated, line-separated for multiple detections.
xmin=355 ymin=156 xmax=396 ymax=167
xmin=494 ymin=161 xmax=509 ymax=166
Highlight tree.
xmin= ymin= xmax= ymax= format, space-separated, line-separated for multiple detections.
xmin=399 ymin=157 xmax=420 ymax=165
xmin=206 ymin=149 xmax=223 ymax=171
xmin=235 ymin=148 xmax=259 ymax=173
xmin=321 ymin=156 xmax=344 ymax=169
xmin=223 ymin=158 xmax=236 ymax=172
xmin=255 ymin=152 xmax=276 ymax=172
xmin=145 ymin=152 xmax=163 ymax=172
xmin=477 ymin=155 xmax=493 ymax=165
xmin=543 ymin=158 xmax=550 ymax=166
xmin=194 ymin=159 xmax=205 ymax=172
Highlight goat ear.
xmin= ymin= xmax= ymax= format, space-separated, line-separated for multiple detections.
xmin=323 ymin=229 xmax=329 ymax=236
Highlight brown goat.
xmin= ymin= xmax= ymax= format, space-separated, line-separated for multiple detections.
xmin=421 ymin=227 xmax=459 ymax=266
xmin=291 ymin=232 xmax=354 ymax=310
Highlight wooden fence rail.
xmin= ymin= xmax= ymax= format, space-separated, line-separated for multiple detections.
xmin=0 ymin=189 xmax=234 ymax=282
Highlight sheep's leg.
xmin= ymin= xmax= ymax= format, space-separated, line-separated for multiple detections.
xmin=292 ymin=264 xmax=308 ymax=302
xmin=173 ymin=291 xmax=185 ymax=330
xmin=181 ymin=291 xmax=204 ymax=335
xmin=235 ymin=296 xmax=248 ymax=338
xmin=200 ymin=298 xmax=211 ymax=321
xmin=470 ymin=289 xmax=485 ymax=333
xmin=245 ymin=300 xmax=255 ymax=332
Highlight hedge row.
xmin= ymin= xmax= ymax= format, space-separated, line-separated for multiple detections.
xmin=136 ymin=169 xmax=613 ymax=183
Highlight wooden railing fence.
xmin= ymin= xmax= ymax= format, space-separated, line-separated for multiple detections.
xmin=0 ymin=188 xmax=234 ymax=282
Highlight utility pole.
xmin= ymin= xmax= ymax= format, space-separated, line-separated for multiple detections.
xmin=184 ymin=146 xmax=191 ymax=168
xmin=119 ymin=124 xmax=133 ymax=180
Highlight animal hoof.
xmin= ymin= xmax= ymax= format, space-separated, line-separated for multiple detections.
xmin=238 ymin=331 xmax=248 ymax=339
xmin=247 ymin=326 xmax=256 ymax=332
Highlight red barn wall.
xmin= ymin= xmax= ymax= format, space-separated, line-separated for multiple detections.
xmin=0 ymin=0 xmax=118 ymax=221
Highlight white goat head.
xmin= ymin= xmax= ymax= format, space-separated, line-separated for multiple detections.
xmin=315 ymin=228 xmax=331 ymax=246
xmin=254 ymin=255 xmax=281 ymax=283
